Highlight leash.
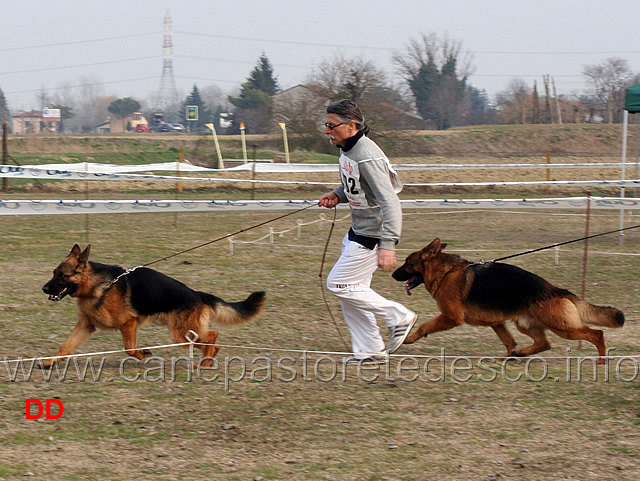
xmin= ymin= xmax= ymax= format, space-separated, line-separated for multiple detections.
xmin=107 ymin=203 xmax=318 ymax=287
xmin=318 ymin=207 xmax=350 ymax=351
xmin=491 ymin=223 xmax=640 ymax=263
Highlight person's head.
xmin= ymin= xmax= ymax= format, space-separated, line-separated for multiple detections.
xmin=324 ymin=99 xmax=370 ymax=146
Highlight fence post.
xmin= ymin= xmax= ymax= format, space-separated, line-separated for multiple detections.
xmin=545 ymin=151 xmax=551 ymax=192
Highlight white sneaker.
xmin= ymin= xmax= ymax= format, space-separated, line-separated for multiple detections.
xmin=386 ymin=311 xmax=417 ymax=354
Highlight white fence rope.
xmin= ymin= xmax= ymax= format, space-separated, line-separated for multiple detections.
xmin=227 ymin=213 xmax=351 ymax=254
xmin=2 ymin=197 xmax=640 ymax=216
xmin=2 ymin=162 xmax=640 ymax=188
xmin=7 ymin=160 xmax=640 ymax=173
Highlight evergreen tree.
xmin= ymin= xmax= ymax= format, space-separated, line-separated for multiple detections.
xmin=0 ymin=87 xmax=9 ymax=127
xmin=184 ymin=85 xmax=211 ymax=131
xmin=50 ymin=104 xmax=74 ymax=133
xmin=393 ymin=33 xmax=473 ymax=129
xmin=247 ymin=54 xmax=279 ymax=95
xmin=228 ymin=53 xmax=279 ymax=133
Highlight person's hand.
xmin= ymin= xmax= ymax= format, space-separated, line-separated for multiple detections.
xmin=318 ymin=192 xmax=339 ymax=208
xmin=378 ymin=248 xmax=396 ymax=272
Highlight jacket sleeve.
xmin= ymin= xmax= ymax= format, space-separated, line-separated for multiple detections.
xmin=359 ymin=159 xmax=402 ymax=250
xmin=332 ymin=184 xmax=347 ymax=203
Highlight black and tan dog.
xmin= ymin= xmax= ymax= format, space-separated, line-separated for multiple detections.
xmin=41 ymin=244 xmax=265 ymax=367
xmin=392 ymin=238 xmax=624 ymax=363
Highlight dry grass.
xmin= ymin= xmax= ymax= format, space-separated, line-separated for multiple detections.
xmin=1 ymin=187 xmax=639 ymax=480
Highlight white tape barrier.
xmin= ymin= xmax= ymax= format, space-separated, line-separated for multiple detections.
xmin=9 ymin=161 xmax=640 ymax=174
xmin=0 ymin=166 xmax=338 ymax=185
xmin=1 ymin=197 xmax=639 ymax=216
xmin=2 ymin=165 xmax=640 ymax=188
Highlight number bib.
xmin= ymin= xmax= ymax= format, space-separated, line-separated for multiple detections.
xmin=340 ymin=155 xmax=368 ymax=208
xmin=339 ymin=153 xmax=402 ymax=209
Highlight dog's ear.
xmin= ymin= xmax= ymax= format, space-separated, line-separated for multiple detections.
xmin=425 ymin=238 xmax=441 ymax=252
xmin=78 ymin=245 xmax=91 ymax=267
xmin=422 ymin=238 xmax=447 ymax=259
xmin=68 ymin=244 xmax=82 ymax=258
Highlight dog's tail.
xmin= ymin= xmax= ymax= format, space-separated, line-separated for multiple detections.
xmin=198 ymin=291 xmax=266 ymax=326
xmin=575 ymin=299 xmax=625 ymax=328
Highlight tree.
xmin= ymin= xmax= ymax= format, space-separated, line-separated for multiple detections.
xmin=307 ymin=53 xmax=414 ymax=130
xmin=0 ymin=87 xmax=9 ymax=127
xmin=228 ymin=53 xmax=280 ymax=133
xmin=495 ymin=78 xmax=531 ymax=124
xmin=65 ymin=76 xmax=109 ymax=133
xmin=183 ymin=85 xmax=211 ymax=131
xmin=49 ymin=104 xmax=73 ymax=133
xmin=464 ymin=86 xmax=495 ymax=125
xmin=393 ymin=33 xmax=473 ymax=129
xmin=108 ymin=97 xmax=141 ymax=131
xmin=246 ymin=54 xmax=279 ymax=96
xmin=583 ymin=57 xmax=635 ymax=123
xmin=308 ymin=52 xmax=388 ymax=102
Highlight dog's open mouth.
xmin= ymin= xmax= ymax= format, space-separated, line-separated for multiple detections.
xmin=48 ymin=288 xmax=69 ymax=302
xmin=404 ymin=276 xmax=424 ymax=296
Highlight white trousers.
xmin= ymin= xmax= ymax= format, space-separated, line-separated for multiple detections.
xmin=327 ymin=234 xmax=411 ymax=356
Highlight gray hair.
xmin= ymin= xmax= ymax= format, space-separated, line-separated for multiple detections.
xmin=326 ymin=99 xmax=370 ymax=135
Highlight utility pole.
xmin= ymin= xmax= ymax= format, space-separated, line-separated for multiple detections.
xmin=552 ymin=77 xmax=563 ymax=125
xmin=2 ymin=122 xmax=7 ymax=192
xmin=531 ymin=80 xmax=540 ymax=124
xmin=543 ymin=75 xmax=553 ymax=124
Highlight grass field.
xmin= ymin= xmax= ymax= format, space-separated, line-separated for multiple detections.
xmin=1 ymin=179 xmax=639 ymax=480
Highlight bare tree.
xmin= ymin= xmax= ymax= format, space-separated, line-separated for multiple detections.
xmin=64 ymin=76 xmax=110 ymax=133
xmin=307 ymin=52 xmax=411 ymax=131
xmin=495 ymin=78 xmax=531 ymax=124
xmin=200 ymin=84 xmax=231 ymax=112
xmin=583 ymin=57 xmax=635 ymax=123
xmin=308 ymin=52 xmax=388 ymax=101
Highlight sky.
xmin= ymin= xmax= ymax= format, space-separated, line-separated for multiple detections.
xmin=2 ymin=0 xmax=639 ymax=112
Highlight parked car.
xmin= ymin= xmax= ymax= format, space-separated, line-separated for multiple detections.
xmin=155 ymin=122 xmax=172 ymax=132
xmin=134 ymin=124 xmax=150 ymax=132
xmin=171 ymin=123 xmax=185 ymax=132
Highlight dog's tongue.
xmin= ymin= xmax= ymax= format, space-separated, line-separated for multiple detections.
xmin=404 ymin=282 xmax=412 ymax=296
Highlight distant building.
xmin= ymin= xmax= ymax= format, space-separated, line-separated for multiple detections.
xmin=12 ymin=110 xmax=61 ymax=135
xmin=96 ymin=112 xmax=149 ymax=134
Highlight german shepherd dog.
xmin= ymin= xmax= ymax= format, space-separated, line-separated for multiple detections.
xmin=392 ymin=238 xmax=624 ymax=363
xmin=41 ymin=244 xmax=266 ymax=367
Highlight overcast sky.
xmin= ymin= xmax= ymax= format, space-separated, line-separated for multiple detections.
xmin=2 ymin=0 xmax=639 ymax=111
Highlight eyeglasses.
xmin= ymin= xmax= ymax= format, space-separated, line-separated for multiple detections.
xmin=324 ymin=122 xmax=345 ymax=130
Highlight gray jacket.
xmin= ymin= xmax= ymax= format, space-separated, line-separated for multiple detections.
xmin=332 ymin=133 xmax=403 ymax=250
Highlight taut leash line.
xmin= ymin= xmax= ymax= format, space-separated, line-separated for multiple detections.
xmin=492 ymin=223 xmax=640 ymax=263
xmin=108 ymin=203 xmax=318 ymax=288
xmin=143 ymin=203 xmax=318 ymax=268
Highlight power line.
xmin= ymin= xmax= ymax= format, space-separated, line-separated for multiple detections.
xmin=175 ymin=30 xmax=390 ymax=51
xmin=0 ymin=32 xmax=159 ymax=52
xmin=5 ymin=76 xmax=159 ymax=95
xmin=176 ymin=30 xmax=640 ymax=57
xmin=0 ymin=57 xmax=158 ymax=76
xmin=177 ymin=54 xmax=306 ymax=70
xmin=473 ymin=50 xmax=640 ymax=55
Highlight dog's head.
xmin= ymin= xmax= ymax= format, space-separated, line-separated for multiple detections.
xmin=42 ymin=244 xmax=91 ymax=301
xmin=392 ymin=238 xmax=447 ymax=295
